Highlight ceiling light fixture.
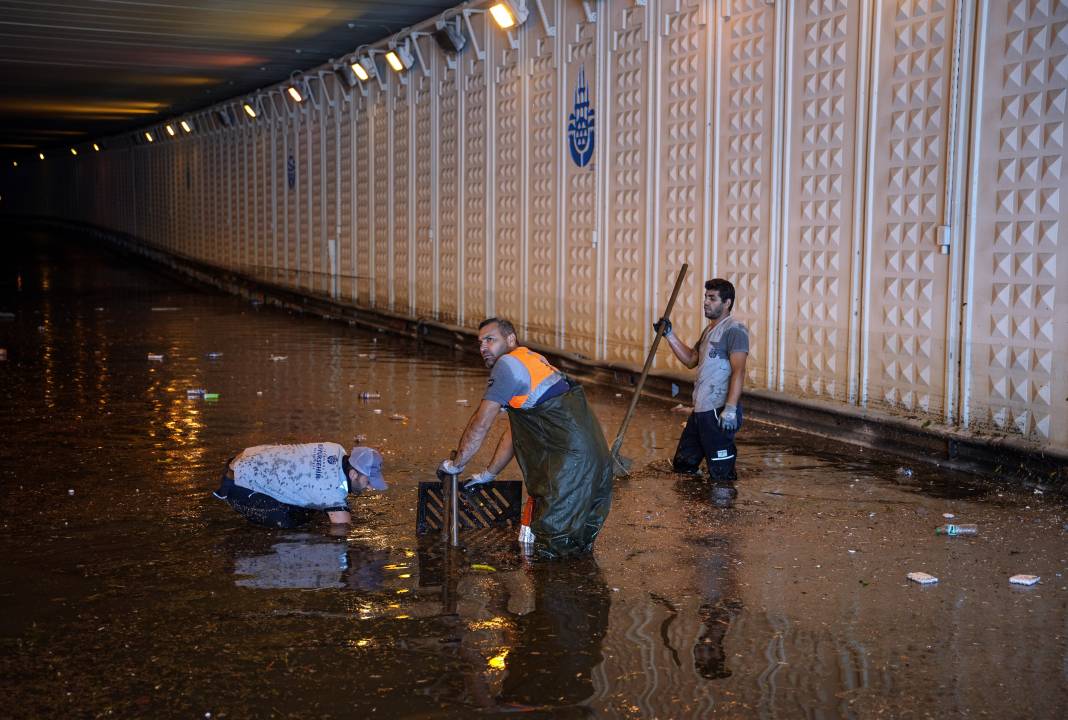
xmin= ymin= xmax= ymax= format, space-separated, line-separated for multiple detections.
xmin=165 ymin=124 xmax=176 ymax=137
xmin=385 ymin=43 xmax=414 ymax=73
xmin=351 ymin=56 xmax=376 ymax=82
xmin=70 ymin=148 xmax=78 ymax=156
xmin=180 ymin=120 xmax=192 ymax=133
xmin=39 ymin=152 xmax=45 ymax=160
xmin=144 ymin=132 xmax=154 ymax=143
xmin=92 ymin=143 xmax=100 ymax=151
xmin=287 ymin=85 xmax=304 ymax=103
xmin=243 ymin=102 xmax=257 ymax=118
xmin=488 ymin=1 xmax=528 ymax=29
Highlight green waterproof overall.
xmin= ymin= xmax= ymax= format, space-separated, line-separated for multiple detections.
xmin=506 ymin=382 xmax=614 ymax=559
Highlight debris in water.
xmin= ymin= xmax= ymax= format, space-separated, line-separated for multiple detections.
xmin=358 ymin=353 xmax=368 ymax=358
xmin=470 ymin=564 xmax=497 ymax=573
xmin=270 ymin=355 xmax=287 ymax=361
xmin=897 ymin=467 xmax=913 ymax=478
xmin=943 ymin=513 xmax=955 ymax=519
xmin=359 ymin=392 xmax=381 ymax=400
xmin=68 ymin=488 xmax=75 ymax=496
xmin=151 ymin=307 xmax=181 ymax=312
xmin=204 ymin=393 xmax=219 ymax=401
xmin=0 ymin=311 xmax=14 ymax=320
xmin=355 ymin=434 xmax=367 ymax=443
xmin=390 ymin=413 xmax=408 ymax=421
xmin=1033 ymin=488 xmax=1044 ymax=495
xmin=1009 ymin=574 xmax=1040 ymax=586
xmin=256 ymin=391 xmax=263 ymax=396
xmin=456 ymin=399 xmax=469 ymax=405
xmin=907 ymin=572 xmax=939 ymax=585
xmin=615 ymin=393 xmax=623 ymax=398
xmin=671 ymin=403 xmax=692 ymax=415
xmin=373 ymin=409 xmax=383 ymax=415
xmin=186 ymin=388 xmax=206 ymax=398
xmin=147 ymin=353 xmax=164 ymax=361
xmin=936 ymin=523 xmax=977 ymax=536
xmin=206 ymin=352 xmax=223 ymax=359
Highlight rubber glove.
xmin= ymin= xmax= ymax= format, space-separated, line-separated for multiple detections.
xmin=719 ymin=404 xmax=738 ymax=432
xmin=464 ymin=470 xmax=497 ymax=489
xmin=437 ymin=458 xmax=464 ymax=482
xmin=652 ymin=316 xmax=673 ymax=337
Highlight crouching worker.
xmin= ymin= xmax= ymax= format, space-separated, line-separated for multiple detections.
xmin=213 ymin=443 xmax=387 ymax=528
xmin=439 ymin=318 xmax=614 ymax=560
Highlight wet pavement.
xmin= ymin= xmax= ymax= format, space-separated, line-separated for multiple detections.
xmin=1 ymin=225 xmax=1067 ymax=719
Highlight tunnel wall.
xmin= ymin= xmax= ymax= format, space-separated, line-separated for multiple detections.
xmin=5 ymin=0 xmax=1068 ymax=455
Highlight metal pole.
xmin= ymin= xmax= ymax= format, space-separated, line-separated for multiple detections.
xmin=449 ymin=472 xmax=460 ymax=547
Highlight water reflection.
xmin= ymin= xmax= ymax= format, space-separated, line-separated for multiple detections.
xmin=227 ymin=533 xmax=390 ymax=591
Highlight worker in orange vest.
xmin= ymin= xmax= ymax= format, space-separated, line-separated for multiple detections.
xmin=438 ymin=317 xmax=614 ymax=559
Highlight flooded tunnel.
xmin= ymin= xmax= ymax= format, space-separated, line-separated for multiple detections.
xmin=2 ymin=224 xmax=1066 ymax=718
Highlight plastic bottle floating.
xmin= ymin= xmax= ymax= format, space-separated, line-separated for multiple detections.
xmin=935 ymin=524 xmax=978 ymax=536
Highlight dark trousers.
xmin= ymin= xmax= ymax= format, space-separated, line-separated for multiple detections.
xmin=213 ymin=465 xmax=315 ymax=529
xmin=672 ymin=407 xmax=742 ymax=484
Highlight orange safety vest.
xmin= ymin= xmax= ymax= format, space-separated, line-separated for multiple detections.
xmin=504 ymin=347 xmax=560 ymax=409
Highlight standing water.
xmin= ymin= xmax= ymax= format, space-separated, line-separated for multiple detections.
xmin=1 ymin=225 xmax=1066 ymax=718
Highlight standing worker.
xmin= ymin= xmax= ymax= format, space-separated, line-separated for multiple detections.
xmin=655 ymin=279 xmax=749 ymax=507
xmin=438 ymin=318 xmax=614 ymax=559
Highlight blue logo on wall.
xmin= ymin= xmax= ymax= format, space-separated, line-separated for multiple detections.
xmin=568 ymin=65 xmax=595 ymax=168
xmin=286 ymin=155 xmax=296 ymax=190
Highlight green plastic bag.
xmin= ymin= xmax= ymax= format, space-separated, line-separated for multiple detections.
xmin=506 ymin=382 xmax=613 ymax=559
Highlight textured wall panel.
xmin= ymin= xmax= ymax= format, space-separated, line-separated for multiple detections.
xmin=865 ymin=0 xmax=956 ymax=415
xmin=526 ymin=31 xmax=558 ymax=346
xmin=562 ymin=10 xmax=599 ymax=357
xmin=604 ymin=2 xmax=651 ymax=365
xmin=373 ymin=89 xmax=390 ymax=307
xmin=286 ymin=116 xmax=301 ymax=283
xmin=781 ymin=0 xmax=863 ymax=401
xmin=715 ymin=0 xmax=778 ymax=389
xmin=355 ymin=97 xmax=373 ymax=306
xmin=967 ymin=0 xmax=1068 ymax=444
xmin=494 ymin=45 xmax=524 ymax=326
xmin=657 ymin=0 xmax=710 ymax=370
xmin=325 ymin=102 xmax=339 ymax=298
xmin=393 ymin=82 xmax=412 ymax=313
xmin=339 ymin=102 xmax=354 ymax=301
xmin=463 ymin=55 xmax=488 ymax=326
xmin=414 ymin=73 xmax=436 ymax=317
xmin=438 ymin=70 xmax=461 ymax=324
xmin=309 ymin=107 xmax=324 ymax=295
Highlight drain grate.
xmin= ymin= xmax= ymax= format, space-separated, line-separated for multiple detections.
xmin=416 ymin=480 xmax=523 ymax=534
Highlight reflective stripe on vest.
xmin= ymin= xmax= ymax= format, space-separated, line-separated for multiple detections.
xmin=505 ymin=347 xmax=559 ymax=409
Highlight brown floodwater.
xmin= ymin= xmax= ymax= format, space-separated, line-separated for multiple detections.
xmin=1 ymin=225 xmax=1066 ymax=719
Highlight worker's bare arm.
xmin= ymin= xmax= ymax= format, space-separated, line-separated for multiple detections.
xmin=725 ymin=351 xmax=748 ymax=407
xmin=454 ymin=399 xmax=503 ymax=468
xmin=663 ymin=331 xmax=700 ymax=369
xmin=485 ymin=424 xmax=514 ymax=475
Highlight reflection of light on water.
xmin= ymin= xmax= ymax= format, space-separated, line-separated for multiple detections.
xmin=395 ymin=588 xmax=409 ymax=594
xmin=354 ymin=639 xmax=372 ymax=648
xmin=487 ymin=649 xmax=509 ymax=670
xmin=383 ymin=563 xmax=409 ymax=570
xmin=395 ymin=614 xmax=411 ymax=620
xmin=398 ymin=573 xmax=411 ymax=579
xmin=468 ymin=617 xmax=510 ymax=631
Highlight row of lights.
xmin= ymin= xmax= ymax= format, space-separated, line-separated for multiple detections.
xmin=17 ymin=1 xmax=531 ymax=162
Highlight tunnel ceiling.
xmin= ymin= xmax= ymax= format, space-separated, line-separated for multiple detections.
xmin=0 ymin=0 xmax=461 ymax=152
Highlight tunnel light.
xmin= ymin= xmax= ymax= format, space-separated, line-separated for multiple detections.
xmin=385 ymin=44 xmax=414 ymax=73
xmin=243 ymin=102 xmax=257 ymax=118
xmin=39 ymin=152 xmax=45 ymax=160
xmin=180 ymin=120 xmax=192 ymax=133
xmin=287 ymin=84 xmax=304 ymax=103
xmin=165 ymin=124 xmax=176 ymax=137
xmin=489 ymin=1 xmax=527 ymax=29
xmin=12 ymin=160 xmax=18 ymax=167
xmin=70 ymin=148 xmax=77 ymax=156
xmin=92 ymin=143 xmax=100 ymax=151
xmin=351 ymin=56 xmax=375 ymax=82
xmin=144 ymin=132 xmax=154 ymax=143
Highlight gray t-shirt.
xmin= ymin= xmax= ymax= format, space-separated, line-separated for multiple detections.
xmin=232 ymin=442 xmax=349 ymax=510
xmin=693 ymin=316 xmax=750 ymax=412
xmin=484 ymin=354 xmax=563 ymax=409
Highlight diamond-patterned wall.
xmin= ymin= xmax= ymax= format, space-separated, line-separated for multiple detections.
xmin=527 ymin=35 xmax=558 ymax=347
xmin=563 ymin=11 xmax=599 ymax=358
xmin=781 ymin=0 xmax=862 ymax=401
xmin=23 ymin=0 xmax=1068 ymax=455
xmin=865 ymin=0 xmax=956 ymax=416
xmin=967 ymin=0 xmax=1068 ymax=444
xmin=494 ymin=46 xmax=524 ymax=326
xmin=657 ymin=0 xmax=710 ymax=372
xmin=604 ymin=2 xmax=651 ymax=365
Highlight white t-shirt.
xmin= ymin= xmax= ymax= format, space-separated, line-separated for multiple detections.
xmin=232 ymin=442 xmax=349 ymax=509
xmin=693 ymin=316 xmax=750 ymax=412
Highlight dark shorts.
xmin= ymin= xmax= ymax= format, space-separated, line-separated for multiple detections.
xmin=671 ymin=406 xmax=742 ymax=484
xmin=212 ymin=462 xmax=344 ymax=529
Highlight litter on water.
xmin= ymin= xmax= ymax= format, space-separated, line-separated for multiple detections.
xmin=671 ymin=404 xmax=692 ymax=415
xmin=206 ymin=352 xmax=223 ymax=359
xmin=147 ymin=353 xmax=164 ymax=361
xmin=456 ymin=399 xmax=469 ymax=405
xmin=373 ymin=409 xmax=383 ymax=415
xmin=186 ymin=388 xmax=206 ymax=398
xmin=204 ymin=393 xmax=220 ymax=401
xmin=1009 ymin=574 xmax=1040 ymax=586
xmin=470 ymin=564 xmax=497 ymax=573
xmin=390 ymin=414 xmax=408 ymax=421
xmin=151 ymin=307 xmax=181 ymax=312
xmin=907 ymin=572 xmax=939 ymax=585
xmin=270 ymin=355 xmax=287 ymax=361
xmin=359 ymin=392 xmax=381 ymax=399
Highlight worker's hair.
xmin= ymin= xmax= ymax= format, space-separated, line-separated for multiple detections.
xmin=479 ymin=317 xmax=518 ymax=340
xmin=704 ymin=279 xmax=736 ymax=312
